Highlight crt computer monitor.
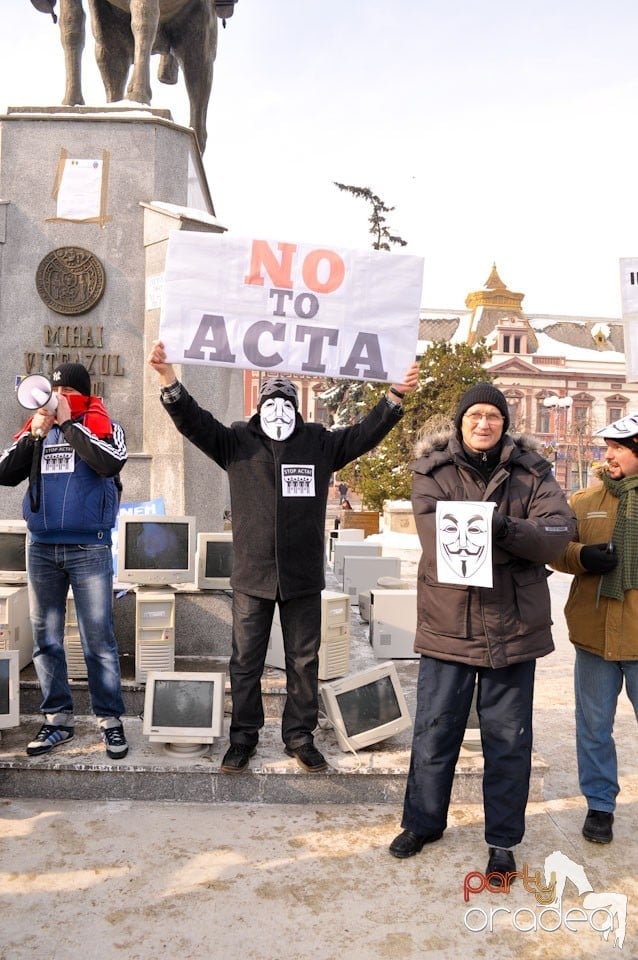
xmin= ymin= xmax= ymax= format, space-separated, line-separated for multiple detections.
xmin=116 ymin=515 xmax=196 ymax=587
xmin=0 ymin=649 xmax=20 ymax=731
xmin=195 ymin=532 xmax=234 ymax=590
xmin=320 ymin=660 xmax=412 ymax=752
xmin=0 ymin=519 xmax=28 ymax=585
xmin=142 ymin=670 xmax=226 ymax=755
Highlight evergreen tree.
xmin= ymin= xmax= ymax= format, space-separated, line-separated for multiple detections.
xmin=339 ymin=340 xmax=493 ymax=509
xmin=333 ymin=183 xmax=408 ymax=252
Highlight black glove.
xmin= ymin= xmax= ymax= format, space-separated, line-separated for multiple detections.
xmin=492 ymin=511 xmax=509 ymax=540
xmin=580 ymin=542 xmax=618 ymax=574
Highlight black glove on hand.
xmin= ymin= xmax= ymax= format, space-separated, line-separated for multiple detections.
xmin=492 ymin=511 xmax=509 ymax=540
xmin=580 ymin=543 xmax=618 ymax=574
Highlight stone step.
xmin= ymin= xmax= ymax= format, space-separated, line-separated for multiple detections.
xmin=0 ymin=714 xmax=548 ymax=805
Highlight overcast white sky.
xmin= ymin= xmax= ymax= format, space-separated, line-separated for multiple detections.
xmin=2 ymin=0 xmax=638 ymax=318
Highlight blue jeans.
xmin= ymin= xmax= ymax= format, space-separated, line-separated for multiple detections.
xmin=401 ymin=656 xmax=535 ymax=848
xmin=574 ymin=646 xmax=638 ymax=813
xmin=230 ymin=590 xmax=321 ymax=749
xmin=27 ymin=541 xmax=125 ymax=724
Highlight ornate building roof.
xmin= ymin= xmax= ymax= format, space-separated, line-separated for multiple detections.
xmin=419 ymin=264 xmax=624 ymax=361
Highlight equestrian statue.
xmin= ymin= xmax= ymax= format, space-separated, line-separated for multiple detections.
xmin=31 ymin=0 xmax=238 ymax=152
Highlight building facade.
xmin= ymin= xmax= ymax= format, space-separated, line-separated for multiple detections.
xmin=242 ymin=265 xmax=638 ymax=493
xmin=420 ymin=264 xmax=637 ymax=491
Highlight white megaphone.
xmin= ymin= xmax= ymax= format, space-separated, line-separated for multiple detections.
xmin=16 ymin=374 xmax=58 ymax=414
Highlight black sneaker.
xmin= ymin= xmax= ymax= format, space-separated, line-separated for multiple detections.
xmin=26 ymin=723 xmax=74 ymax=757
xmin=102 ymin=724 xmax=128 ymax=759
xmin=284 ymin=743 xmax=328 ymax=772
xmin=220 ymin=743 xmax=256 ymax=773
xmin=582 ymin=809 xmax=614 ymax=844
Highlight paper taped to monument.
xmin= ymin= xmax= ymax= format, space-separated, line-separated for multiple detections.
xmin=619 ymin=257 xmax=638 ymax=382
xmin=158 ymin=232 xmax=423 ymax=383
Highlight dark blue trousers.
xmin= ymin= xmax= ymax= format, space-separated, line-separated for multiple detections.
xmin=401 ymin=656 xmax=536 ymax=847
xmin=229 ymin=590 xmax=321 ymax=749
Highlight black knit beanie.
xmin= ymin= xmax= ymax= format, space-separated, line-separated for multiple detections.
xmin=52 ymin=362 xmax=91 ymax=397
xmin=257 ymin=377 xmax=298 ymax=411
xmin=454 ymin=383 xmax=510 ymax=432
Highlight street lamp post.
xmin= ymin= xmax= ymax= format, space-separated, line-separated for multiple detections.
xmin=543 ymin=395 xmax=573 ymax=491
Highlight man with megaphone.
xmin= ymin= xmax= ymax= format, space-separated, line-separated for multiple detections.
xmin=0 ymin=362 xmax=129 ymax=759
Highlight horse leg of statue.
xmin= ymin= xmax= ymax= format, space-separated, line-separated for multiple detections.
xmin=125 ymin=0 xmax=159 ymax=105
xmin=59 ymin=0 xmax=86 ymax=105
xmin=175 ymin=0 xmax=218 ymax=152
xmin=87 ymin=0 xmax=133 ymax=103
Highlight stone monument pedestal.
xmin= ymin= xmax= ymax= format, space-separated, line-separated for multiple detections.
xmin=0 ymin=107 xmax=242 ymax=531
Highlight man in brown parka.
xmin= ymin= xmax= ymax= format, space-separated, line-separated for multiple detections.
xmin=389 ymin=383 xmax=575 ymax=880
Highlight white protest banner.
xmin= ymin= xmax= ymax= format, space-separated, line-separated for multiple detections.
xmin=158 ymin=233 xmax=423 ymax=383
xmin=619 ymin=258 xmax=638 ymax=382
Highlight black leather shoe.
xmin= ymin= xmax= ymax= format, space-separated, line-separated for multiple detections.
xmin=582 ymin=809 xmax=614 ymax=844
xmin=486 ymin=847 xmax=517 ymax=885
xmin=389 ymin=829 xmax=443 ymax=859
xmin=284 ymin=743 xmax=328 ymax=772
xmin=220 ymin=743 xmax=256 ymax=773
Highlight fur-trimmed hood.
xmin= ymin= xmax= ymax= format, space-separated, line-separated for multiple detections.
xmin=412 ymin=427 xmax=548 ymax=461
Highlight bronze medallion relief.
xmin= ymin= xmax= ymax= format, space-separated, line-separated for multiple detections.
xmin=36 ymin=247 xmax=106 ymax=316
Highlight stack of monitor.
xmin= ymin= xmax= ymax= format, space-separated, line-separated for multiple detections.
xmin=115 ymin=517 xmax=235 ymax=688
xmin=115 ymin=517 xmax=233 ymax=591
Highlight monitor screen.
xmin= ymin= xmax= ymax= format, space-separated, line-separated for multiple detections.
xmin=117 ymin=516 xmax=196 ymax=587
xmin=320 ymin=661 xmax=412 ymax=752
xmin=0 ymin=649 xmax=20 ymax=730
xmin=195 ymin=532 xmax=233 ymax=590
xmin=142 ymin=670 xmax=225 ymax=755
xmin=336 ymin=675 xmax=403 ymax=737
xmin=152 ymin=677 xmax=215 ymax=728
xmin=0 ymin=520 xmax=28 ymax=585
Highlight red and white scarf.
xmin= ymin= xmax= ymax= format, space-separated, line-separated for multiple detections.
xmin=14 ymin=395 xmax=113 ymax=440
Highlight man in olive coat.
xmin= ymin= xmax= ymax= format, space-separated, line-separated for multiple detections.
xmin=551 ymin=412 xmax=638 ymax=844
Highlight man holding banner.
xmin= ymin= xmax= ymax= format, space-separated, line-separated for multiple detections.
xmin=148 ymin=340 xmax=419 ymax=774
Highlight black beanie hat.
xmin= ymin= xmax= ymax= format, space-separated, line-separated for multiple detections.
xmin=52 ymin=362 xmax=91 ymax=397
xmin=454 ymin=382 xmax=509 ymax=432
xmin=257 ymin=377 xmax=298 ymax=411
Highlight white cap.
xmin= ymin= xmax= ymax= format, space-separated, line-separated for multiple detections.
xmin=595 ymin=412 xmax=638 ymax=441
